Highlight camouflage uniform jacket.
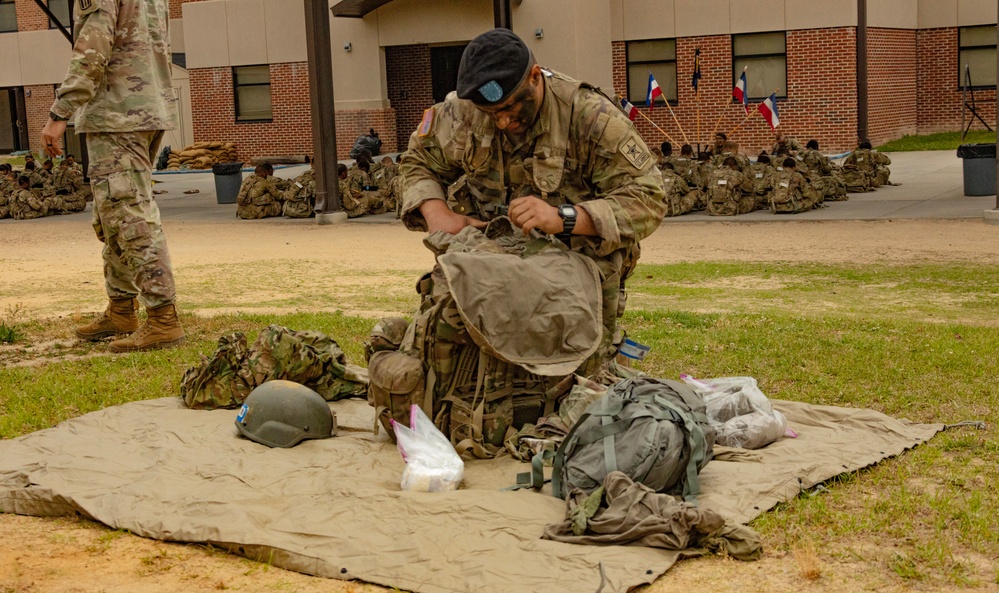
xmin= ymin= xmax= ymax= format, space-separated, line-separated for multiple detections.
xmin=49 ymin=0 xmax=178 ymax=132
xmin=800 ymin=148 xmax=834 ymax=177
xmin=768 ymin=168 xmax=817 ymax=213
xmin=348 ymin=168 xmax=372 ymax=195
xmin=770 ymin=137 xmax=803 ymax=156
xmin=748 ymin=161 xmax=776 ymax=196
xmin=399 ymin=68 xmax=666 ymax=266
xmin=236 ymin=174 xmax=283 ymax=218
xmin=670 ymin=156 xmax=700 ymax=187
xmin=10 ymin=188 xmax=48 ymax=219
xmin=0 ymin=180 xmax=11 ymax=218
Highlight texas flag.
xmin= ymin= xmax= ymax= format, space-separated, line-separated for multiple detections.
xmin=646 ymin=72 xmax=664 ymax=110
xmin=758 ymin=92 xmax=780 ymax=130
xmin=619 ymin=97 xmax=638 ymax=121
xmin=733 ymin=71 xmax=749 ymax=113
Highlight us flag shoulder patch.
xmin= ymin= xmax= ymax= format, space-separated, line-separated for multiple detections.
xmin=417 ymin=107 xmax=434 ymax=137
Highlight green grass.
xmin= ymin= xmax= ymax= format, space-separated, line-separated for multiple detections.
xmin=877 ymin=130 xmax=996 ymax=152
xmin=1 ymin=260 xmax=997 ymax=587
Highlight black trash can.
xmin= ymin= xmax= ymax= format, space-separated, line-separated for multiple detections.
xmin=956 ymin=144 xmax=996 ymax=197
xmin=211 ymin=162 xmax=244 ymax=204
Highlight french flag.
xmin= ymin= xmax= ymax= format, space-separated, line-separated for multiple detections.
xmin=758 ymin=92 xmax=780 ymax=130
xmin=733 ymin=71 xmax=749 ymax=113
xmin=619 ymin=97 xmax=638 ymax=121
xmin=646 ymin=72 xmax=664 ymax=110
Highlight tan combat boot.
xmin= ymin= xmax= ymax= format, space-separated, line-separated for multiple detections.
xmin=75 ymin=298 xmax=139 ymax=341
xmin=109 ymin=303 xmax=186 ymax=353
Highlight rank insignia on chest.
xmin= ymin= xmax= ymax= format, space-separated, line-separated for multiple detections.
xmin=621 ymin=138 xmax=651 ymax=169
xmin=417 ymin=108 xmax=434 ymax=137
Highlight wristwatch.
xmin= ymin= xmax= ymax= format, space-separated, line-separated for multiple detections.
xmin=556 ymin=204 xmax=577 ymax=242
xmin=49 ymin=111 xmax=69 ymax=122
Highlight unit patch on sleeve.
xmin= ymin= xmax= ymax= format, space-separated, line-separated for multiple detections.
xmin=621 ymin=137 xmax=651 ymax=169
xmin=417 ymin=107 xmax=435 ymax=137
xmin=78 ymin=0 xmax=98 ymax=16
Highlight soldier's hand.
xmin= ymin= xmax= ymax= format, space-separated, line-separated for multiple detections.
xmin=420 ymin=199 xmax=486 ymax=234
xmin=509 ymin=196 xmax=562 ymax=235
xmin=41 ymin=119 xmax=67 ymax=158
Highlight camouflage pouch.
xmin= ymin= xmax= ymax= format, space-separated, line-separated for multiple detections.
xmin=367 ymin=350 xmax=427 ymax=441
xmin=364 ymin=317 xmax=409 ymax=363
xmin=180 ymin=332 xmax=255 ymax=410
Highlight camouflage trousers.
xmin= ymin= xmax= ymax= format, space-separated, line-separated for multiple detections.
xmin=663 ymin=188 xmax=701 ymax=217
xmin=88 ymin=130 xmax=177 ymax=309
xmin=345 ymin=191 xmax=387 ymax=218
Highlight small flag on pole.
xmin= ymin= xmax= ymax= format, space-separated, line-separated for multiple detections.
xmin=646 ymin=72 xmax=664 ymax=110
xmin=619 ymin=97 xmax=638 ymax=121
xmin=691 ymin=48 xmax=702 ymax=90
xmin=758 ymin=92 xmax=780 ymax=130
xmin=733 ymin=71 xmax=749 ymax=113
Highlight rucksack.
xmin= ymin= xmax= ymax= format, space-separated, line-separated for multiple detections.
xmin=552 ymin=377 xmax=716 ymax=501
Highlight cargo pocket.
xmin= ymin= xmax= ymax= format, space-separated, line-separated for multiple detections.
xmin=367 ymin=350 xmax=427 ymax=441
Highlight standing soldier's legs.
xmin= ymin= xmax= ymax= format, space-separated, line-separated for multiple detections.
xmin=84 ymin=131 xmax=185 ymax=351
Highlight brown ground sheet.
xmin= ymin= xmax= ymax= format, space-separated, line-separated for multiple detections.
xmin=0 ymin=397 xmax=942 ymax=593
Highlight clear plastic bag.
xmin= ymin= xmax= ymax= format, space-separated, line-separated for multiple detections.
xmin=680 ymin=375 xmax=794 ymax=450
xmin=392 ymin=404 xmax=464 ymax=492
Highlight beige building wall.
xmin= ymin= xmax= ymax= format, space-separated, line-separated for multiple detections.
xmin=957 ymin=0 xmax=998 ymax=26
xmin=0 ymin=35 xmax=23 ymax=88
xmin=17 ymin=30 xmax=72 ymax=86
xmin=170 ymin=19 xmax=185 ymax=53
xmin=373 ymin=0 xmax=491 ymax=46
xmin=868 ymin=0 xmax=918 ymax=29
xmin=331 ymin=15 xmax=389 ymax=109
xmin=510 ymin=0 xmax=614 ymax=90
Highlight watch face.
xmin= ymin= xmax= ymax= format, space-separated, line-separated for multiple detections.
xmin=559 ymin=204 xmax=576 ymax=219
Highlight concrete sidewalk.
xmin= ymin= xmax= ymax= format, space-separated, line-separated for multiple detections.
xmin=4 ymin=150 xmax=997 ymax=226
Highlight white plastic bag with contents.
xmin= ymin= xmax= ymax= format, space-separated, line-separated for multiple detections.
xmin=680 ymin=375 xmax=795 ymax=449
xmin=392 ymin=404 xmax=464 ymax=492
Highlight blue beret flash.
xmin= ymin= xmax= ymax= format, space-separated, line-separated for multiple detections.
xmin=478 ymin=80 xmax=504 ymax=103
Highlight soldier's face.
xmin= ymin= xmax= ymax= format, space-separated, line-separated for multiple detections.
xmin=478 ymin=66 xmax=544 ymax=136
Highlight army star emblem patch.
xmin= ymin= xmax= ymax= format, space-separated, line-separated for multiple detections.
xmin=621 ymin=138 xmax=651 ymax=168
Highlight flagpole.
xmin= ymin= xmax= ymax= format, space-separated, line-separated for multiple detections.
xmin=663 ymin=97 xmax=688 ymax=144
xmin=635 ymin=108 xmax=679 ymax=145
xmin=712 ymin=66 xmax=747 ymax=141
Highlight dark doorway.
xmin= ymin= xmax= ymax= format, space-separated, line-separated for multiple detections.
xmin=0 ymin=88 xmax=19 ymax=153
xmin=430 ymin=44 xmax=467 ymax=104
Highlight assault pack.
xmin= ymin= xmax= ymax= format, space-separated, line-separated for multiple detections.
xmin=366 ymin=219 xmax=605 ymax=458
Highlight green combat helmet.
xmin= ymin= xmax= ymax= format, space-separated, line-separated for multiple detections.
xmin=235 ymin=380 xmax=337 ymax=448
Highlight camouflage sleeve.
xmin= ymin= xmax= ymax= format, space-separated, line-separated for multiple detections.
xmin=236 ymin=176 xmax=253 ymax=206
xmin=50 ymin=0 xmax=118 ymax=119
xmin=397 ymin=100 xmax=469 ymax=231
xmin=571 ymin=98 xmax=667 ymax=257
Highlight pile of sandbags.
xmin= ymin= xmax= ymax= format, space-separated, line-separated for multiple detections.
xmin=167 ymin=141 xmax=238 ymax=170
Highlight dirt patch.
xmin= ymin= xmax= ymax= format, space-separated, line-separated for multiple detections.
xmin=1 ymin=217 xmax=997 ymax=592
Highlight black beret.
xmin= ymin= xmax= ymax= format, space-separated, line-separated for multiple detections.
xmin=456 ymin=28 xmax=533 ymax=105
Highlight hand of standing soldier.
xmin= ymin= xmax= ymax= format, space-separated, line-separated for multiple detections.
xmin=41 ymin=119 xmax=67 ymax=158
xmin=419 ymin=199 xmax=487 ymax=234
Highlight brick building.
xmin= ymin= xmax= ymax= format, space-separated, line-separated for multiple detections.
xmin=2 ymin=0 xmax=997 ymax=160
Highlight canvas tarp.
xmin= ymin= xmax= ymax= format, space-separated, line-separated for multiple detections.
xmin=0 ymin=397 xmax=942 ymax=593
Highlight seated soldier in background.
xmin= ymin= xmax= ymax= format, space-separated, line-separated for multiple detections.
xmin=661 ymin=162 xmax=702 ymax=216
xmin=23 ymin=161 xmax=46 ymax=189
xmin=10 ymin=176 xmax=52 ymax=219
xmin=748 ymin=153 xmax=776 ymax=210
xmin=282 ymin=160 xmax=316 ymax=218
xmin=710 ymin=132 xmax=728 ymax=156
xmin=0 ymin=165 xmax=13 ymax=218
xmin=712 ymin=140 xmax=750 ymax=171
xmin=695 ymin=150 xmax=715 ymax=191
xmin=659 ymin=141 xmax=675 ymax=168
xmin=236 ymin=163 xmax=284 ymax=219
xmin=800 ymin=139 xmax=847 ymax=201
xmin=706 ymin=156 xmax=755 ymax=216
xmin=40 ymin=159 xmax=55 ymax=179
xmin=770 ymin=131 xmax=803 ymax=156
xmin=43 ymin=160 xmax=87 ymax=213
xmin=841 ymin=139 xmax=878 ymax=193
xmin=338 ymin=162 xmax=386 ymax=218
xmin=768 ymin=158 xmax=821 ymax=214
xmin=66 ymin=153 xmax=82 ymax=173
xmin=671 ymin=144 xmax=699 ymax=189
